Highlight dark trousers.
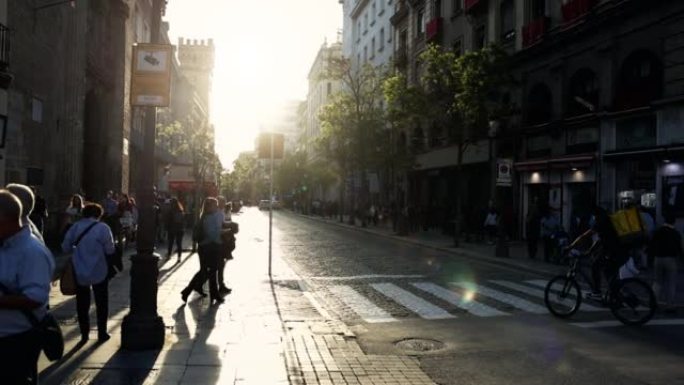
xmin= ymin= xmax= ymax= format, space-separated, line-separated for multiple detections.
xmin=527 ymin=237 xmax=539 ymax=259
xmin=0 ymin=329 xmax=42 ymax=384
xmin=167 ymin=229 xmax=184 ymax=258
xmin=183 ymin=244 xmax=220 ymax=299
xmin=76 ymin=280 xmax=109 ymax=338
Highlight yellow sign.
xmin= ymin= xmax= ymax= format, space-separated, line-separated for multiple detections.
xmin=131 ymin=44 xmax=172 ymax=107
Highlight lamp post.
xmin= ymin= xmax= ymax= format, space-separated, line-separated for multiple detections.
xmin=121 ymin=0 xmax=166 ymax=350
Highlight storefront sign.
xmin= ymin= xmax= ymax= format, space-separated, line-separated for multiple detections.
xmin=131 ymin=44 xmax=172 ymax=107
xmin=496 ymin=158 xmax=513 ymax=186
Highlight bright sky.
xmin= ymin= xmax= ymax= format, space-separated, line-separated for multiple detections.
xmin=164 ymin=0 xmax=343 ymax=170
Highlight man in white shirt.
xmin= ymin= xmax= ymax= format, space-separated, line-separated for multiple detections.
xmin=0 ymin=190 xmax=54 ymax=384
xmin=6 ymin=184 xmax=44 ymax=244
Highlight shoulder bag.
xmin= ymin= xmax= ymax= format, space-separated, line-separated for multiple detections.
xmin=0 ymin=283 xmax=64 ymax=362
xmin=60 ymin=221 xmax=99 ymax=296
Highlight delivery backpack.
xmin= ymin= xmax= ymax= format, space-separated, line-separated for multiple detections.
xmin=609 ymin=207 xmax=647 ymax=247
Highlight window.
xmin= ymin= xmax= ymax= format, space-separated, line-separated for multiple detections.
xmin=567 ymin=68 xmax=599 ymax=116
xmin=434 ymin=0 xmax=442 ymax=18
xmin=388 ymin=23 xmax=393 ymax=42
xmin=364 ymin=14 xmax=368 ymax=33
xmin=371 ymin=38 xmax=376 ymax=58
xmin=379 ymin=0 xmax=385 ymax=14
xmin=500 ymin=0 xmax=515 ymax=43
xmin=380 ymin=28 xmax=385 ymax=50
xmin=473 ymin=24 xmax=486 ymax=49
xmin=566 ymin=127 xmax=599 ymax=154
xmin=372 ymin=1 xmax=377 ymax=22
xmin=357 ymin=53 xmax=361 ymax=65
xmin=31 ymin=98 xmax=43 ymax=123
xmin=416 ymin=8 xmax=426 ymax=37
xmin=527 ymin=135 xmax=551 ymax=158
xmin=616 ymin=115 xmax=657 ymax=150
xmin=527 ymin=83 xmax=553 ymax=125
xmin=364 ymin=46 xmax=368 ymax=62
xmin=452 ymin=0 xmax=462 ymax=14
xmin=357 ymin=22 xmax=361 ymax=41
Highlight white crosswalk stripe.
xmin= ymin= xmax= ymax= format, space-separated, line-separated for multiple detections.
xmin=490 ymin=280 xmax=605 ymax=312
xmin=452 ymin=282 xmax=548 ymax=314
xmin=412 ymin=282 xmax=509 ymax=317
xmin=329 ymin=285 xmax=397 ymax=323
xmin=370 ymin=283 xmax=456 ymax=320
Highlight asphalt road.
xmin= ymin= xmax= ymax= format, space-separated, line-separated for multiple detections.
xmin=244 ymin=208 xmax=684 ymax=385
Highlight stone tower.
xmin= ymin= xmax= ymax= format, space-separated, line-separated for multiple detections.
xmin=177 ymin=38 xmax=215 ymax=113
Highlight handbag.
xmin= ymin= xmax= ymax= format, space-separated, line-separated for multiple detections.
xmin=0 ymin=284 xmax=64 ymax=362
xmin=60 ymin=221 xmax=99 ymax=295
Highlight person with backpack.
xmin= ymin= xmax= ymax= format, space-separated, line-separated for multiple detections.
xmin=165 ymin=198 xmax=185 ymax=262
xmin=181 ymin=198 xmax=224 ymax=305
xmin=0 ymin=190 xmax=54 ymax=384
xmin=648 ymin=211 xmax=683 ymax=312
xmin=61 ymin=203 xmax=116 ymax=343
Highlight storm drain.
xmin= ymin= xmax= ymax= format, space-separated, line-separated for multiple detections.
xmin=395 ymin=338 xmax=445 ymax=353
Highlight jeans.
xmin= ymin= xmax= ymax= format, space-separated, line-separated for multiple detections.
xmin=653 ymin=257 xmax=678 ymax=306
xmin=184 ymin=243 xmax=220 ymax=299
xmin=167 ymin=229 xmax=184 ymax=258
xmin=0 ymin=328 xmax=42 ymax=384
xmin=76 ymin=280 xmax=109 ymax=339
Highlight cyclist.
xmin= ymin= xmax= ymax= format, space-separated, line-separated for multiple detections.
xmin=566 ymin=204 xmax=629 ymax=300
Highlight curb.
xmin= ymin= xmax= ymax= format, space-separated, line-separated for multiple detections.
xmin=289 ymin=212 xmax=563 ymax=278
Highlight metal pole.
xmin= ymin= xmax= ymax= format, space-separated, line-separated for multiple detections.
xmin=268 ymin=133 xmax=274 ymax=278
xmin=121 ymin=0 xmax=165 ymax=351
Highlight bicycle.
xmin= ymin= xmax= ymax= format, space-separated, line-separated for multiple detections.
xmin=544 ymin=247 xmax=657 ymax=325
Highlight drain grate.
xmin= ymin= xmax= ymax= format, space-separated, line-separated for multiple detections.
xmin=395 ymin=338 xmax=445 ymax=352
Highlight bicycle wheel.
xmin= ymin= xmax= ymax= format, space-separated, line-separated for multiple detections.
xmin=609 ymin=278 xmax=657 ymax=326
xmin=544 ymin=275 xmax=582 ymax=318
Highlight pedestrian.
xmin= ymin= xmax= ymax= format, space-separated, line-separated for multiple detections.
xmin=6 ymin=184 xmax=44 ymax=243
xmin=541 ymin=207 xmax=560 ymax=262
xmin=117 ymin=194 xmax=134 ymax=246
xmin=64 ymin=194 xmax=84 ymax=239
xmin=648 ymin=211 xmax=683 ymax=312
xmin=483 ymin=207 xmax=499 ymax=245
xmin=0 ymin=190 xmax=54 ymax=384
xmin=526 ymin=198 xmax=541 ymax=259
xmin=181 ymin=198 xmax=224 ymax=305
xmin=216 ymin=197 xmax=232 ymax=295
xmin=28 ymin=187 xmax=48 ymax=238
xmin=62 ymin=203 xmax=115 ymax=342
xmin=165 ymin=198 xmax=185 ymax=261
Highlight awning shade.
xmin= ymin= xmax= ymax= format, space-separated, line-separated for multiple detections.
xmin=515 ymin=154 xmax=595 ymax=171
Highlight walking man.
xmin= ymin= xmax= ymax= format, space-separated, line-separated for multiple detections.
xmin=0 ymin=190 xmax=54 ymax=384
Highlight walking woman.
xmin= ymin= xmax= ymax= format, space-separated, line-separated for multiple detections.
xmin=181 ymin=198 xmax=224 ymax=305
xmin=63 ymin=194 xmax=84 ymax=236
xmin=62 ymin=203 xmax=115 ymax=342
xmin=166 ymin=198 xmax=185 ymax=261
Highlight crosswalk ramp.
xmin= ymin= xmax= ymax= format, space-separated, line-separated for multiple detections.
xmin=322 ymin=279 xmax=609 ymax=324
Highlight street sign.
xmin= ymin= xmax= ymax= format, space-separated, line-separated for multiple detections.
xmin=131 ymin=44 xmax=172 ymax=107
xmin=257 ymin=133 xmax=285 ymax=159
xmin=496 ymin=158 xmax=513 ymax=186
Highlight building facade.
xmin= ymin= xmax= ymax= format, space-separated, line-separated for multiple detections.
xmin=343 ymin=0 xmax=395 ymax=69
xmin=390 ymin=0 xmax=684 ymax=238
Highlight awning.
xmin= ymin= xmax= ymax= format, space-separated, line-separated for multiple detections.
xmin=515 ymin=154 xmax=595 ymax=171
xmin=168 ymin=181 xmax=218 ymax=195
xmin=603 ymin=145 xmax=684 ymax=161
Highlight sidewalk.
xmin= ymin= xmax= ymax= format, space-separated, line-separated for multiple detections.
xmin=39 ymin=217 xmax=438 ymax=385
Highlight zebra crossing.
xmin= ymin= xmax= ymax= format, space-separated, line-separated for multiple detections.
xmin=322 ymin=279 xmax=610 ymax=324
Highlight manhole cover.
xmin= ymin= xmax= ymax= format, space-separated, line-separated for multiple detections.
xmin=395 ymin=338 xmax=445 ymax=352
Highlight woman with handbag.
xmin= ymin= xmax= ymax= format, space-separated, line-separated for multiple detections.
xmin=0 ymin=190 xmax=55 ymax=384
xmin=61 ymin=203 xmax=115 ymax=342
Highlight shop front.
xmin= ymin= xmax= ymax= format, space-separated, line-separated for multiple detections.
xmin=516 ymin=154 xmax=596 ymax=239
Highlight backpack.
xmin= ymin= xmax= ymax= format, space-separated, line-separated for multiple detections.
xmin=609 ymin=207 xmax=647 ymax=247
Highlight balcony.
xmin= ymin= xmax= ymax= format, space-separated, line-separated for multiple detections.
xmin=562 ymin=0 xmax=598 ymax=24
xmin=0 ymin=24 xmax=11 ymax=89
xmin=464 ymin=0 xmax=484 ymax=13
xmin=522 ymin=17 xmax=550 ymax=48
xmin=426 ymin=17 xmax=443 ymax=42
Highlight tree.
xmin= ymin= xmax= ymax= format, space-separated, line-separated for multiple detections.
xmin=156 ymin=120 xmax=221 ymax=215
xmin=419 ymin=43 xmax=511 ymax=245
xmin=319 ymin=60 xmax=388 ymax=222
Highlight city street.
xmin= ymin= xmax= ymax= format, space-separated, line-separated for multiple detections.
xmin=270 ymin=209 xmax=684 ymax=385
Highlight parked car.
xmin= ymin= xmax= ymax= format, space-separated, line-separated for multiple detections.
xmin=259 ymin=200 xmax=270 ymax=210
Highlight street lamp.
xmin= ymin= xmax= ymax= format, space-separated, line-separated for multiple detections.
xmin=121 ymin=0 xmax=166 ymax=350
